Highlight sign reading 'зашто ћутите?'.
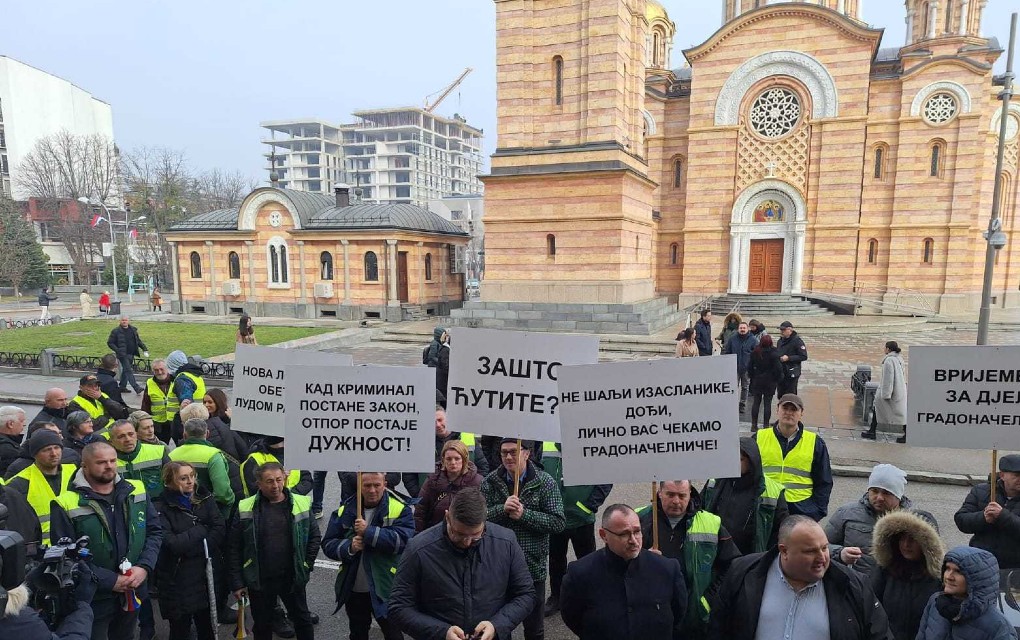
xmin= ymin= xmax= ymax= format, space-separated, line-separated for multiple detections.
xmin=230 ymin=344 xmax=353 ymax=437
xmin=557 ymin=356 xmax=741 ymax=485
xmin=445 ymin=327 xmax=600 ymax=442
xmin=284 ymin=364 xmax=436 ymax=473
xmin=908 ymin=346 xmax=1020 ymax=451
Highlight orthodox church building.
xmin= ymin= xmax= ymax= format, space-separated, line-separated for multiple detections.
xmin=464 ymin=0 xmax=1018 ymax=332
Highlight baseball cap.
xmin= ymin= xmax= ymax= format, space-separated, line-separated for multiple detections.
xmin=777 ymin=394 xmax=804 ymax=410
xmin=778 ymin=321 xmax=794 ymax=330
xmin=79 ymin=374 xmax=100 ymax=386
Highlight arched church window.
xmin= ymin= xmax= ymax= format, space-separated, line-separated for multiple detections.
xmin=873 ymin=146 xmax=885 ymax=180
xmin=749 ymin=88 xmax=801 ymax=139
xmin=923 ymin=93 xmax=958 ymax=125
xmin=228 ymin=251 xmax=241 ymax=279
xmin=923 ymin=238 xmax=934 ymax=264
xmin=669 ymin=243 xmax=679 ymax=266
xmin=547 ymin=234 xmax=556 ymax=257
xmin=944 ymin=0 xmax=954 ymax=33
xmin=553 ymin=56 xmax=564 ymax=106
xmin=268 ymin=240 xmax=289 ymax=285
xmin=929 ymin=141 xmax=945 ymax=178
xmin=753 ymin=200 xmax=786 ymax=223
xmin=672 ymin=157 xmax=684 ymax=189
xmin=364 ymin=251 xmax=379 ymax=281
xmin=867 ymin=239 xmax=878 ymax=264
xmin=189 ymin=252 xmax=202 ymax=278
xmin=652 ymin=31 xmax=661 ymax=67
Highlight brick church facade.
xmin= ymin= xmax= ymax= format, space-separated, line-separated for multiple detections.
xmin=478 ymin=0 xmax=1019 ymax=317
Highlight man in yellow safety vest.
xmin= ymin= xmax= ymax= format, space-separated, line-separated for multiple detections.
xmin=3 ymin=429 xmax=75 ymax=540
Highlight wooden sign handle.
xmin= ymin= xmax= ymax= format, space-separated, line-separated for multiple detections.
xmin=991 ymin=450 xmax=999 ymax=504
xmin=356 ymin=471 xmax=363 ymax=519
xmin=513 ymin=439 xmax=522 ymax=497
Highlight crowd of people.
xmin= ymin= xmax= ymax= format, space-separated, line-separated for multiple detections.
xmin=0 ymin=319 xmax=1018 ymax=640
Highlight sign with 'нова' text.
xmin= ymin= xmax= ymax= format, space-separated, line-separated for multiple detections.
xmin=284 ymin=364 xmax=436 ymax=473
xmin=446 ymin=327 xmax=600 ymax=442
xmin=907 ymin=345 xmax=1020 ymax=450
xmin=231 ymin=344 xmax=353 ymax=437
xmin=558 ymin=356 xmax=741 ymax=485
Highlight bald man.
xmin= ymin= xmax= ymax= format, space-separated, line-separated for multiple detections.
xmin=31 ymin=387 xmax=70 ymax=430
xmin=708 ymin=515 xmax=891 ymax=640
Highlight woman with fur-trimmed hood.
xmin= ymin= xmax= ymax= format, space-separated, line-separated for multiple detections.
xmin=870 ymin=511 xmax=945 ymax=640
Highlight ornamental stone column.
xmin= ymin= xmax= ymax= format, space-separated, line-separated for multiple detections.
xmin=170 ymin=242 xmax=183 ymax=313
xmin=340 ymin=239 xmax=351 ymax=304
xmin=297 ymin=240 xmax=307 ymax=305
xmin=386 ymin=239 xmax=399 ymax=307
xmin=205 ymin=241 xmax=216 ymax=300
xmin=245 ymin=241 xmax=255 ymax=298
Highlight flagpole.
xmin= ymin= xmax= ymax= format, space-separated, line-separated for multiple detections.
xmin=79 ymin=197 xmax=119 ymax=303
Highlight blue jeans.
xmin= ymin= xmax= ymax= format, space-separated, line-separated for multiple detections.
xmin=118 ymin=354 xmax=141 ymax=392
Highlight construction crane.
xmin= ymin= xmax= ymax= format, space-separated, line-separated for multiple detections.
xmin=424 ymin=67 xmax=473 ymax=113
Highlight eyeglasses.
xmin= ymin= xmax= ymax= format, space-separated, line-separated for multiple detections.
xmin=603 ymin=528 xmax=642 ymax=541
xmin=447 ymin=524 xmax=485 ymax=543
xmin=500 ymin=450 xmax=521 ymax=458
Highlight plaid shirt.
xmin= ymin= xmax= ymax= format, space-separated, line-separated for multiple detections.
xmin=480 ymin=462 xmax=565 ymax=581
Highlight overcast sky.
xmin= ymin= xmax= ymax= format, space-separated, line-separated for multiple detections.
xmin=3 ymin=1 xmax=1015 ymax=182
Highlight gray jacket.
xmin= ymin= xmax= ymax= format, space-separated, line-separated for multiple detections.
xmin=825 ymin=494 xmax=937 ymax=576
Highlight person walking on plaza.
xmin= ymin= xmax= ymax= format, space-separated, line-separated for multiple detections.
xmin=695 ymin=309 xmax=713 ymax=356
xmin=870 ymin=511 xmax=945 ymax=640
xmin=141 ymin=359 xmax=177 ymax=444
xmin=169 ymin=418 xmax=235 ymax=518
xmin=756 ymin=393 xmax=833 ymax=521
xmin=390 ymin=489 xmax=536 ymax=640
xmin=67 ymin=374 xmax=128 ymax=432
xmin=414 ymin=439 xmax=483 ymax=532
xmin=723 ymin=321 xmax=757 ymax=413
xmin=3 ymin=420 xmax=79 ymax=479
xmin=38 ymin=287 xmax=57 ymax=321
xmin=98 ymin=291 xmax=111 ymax=315
xmin=4 ymin=429 xmax=75 ymax=539
xmin=63 ymin=411 xmax=94 ymax=457
xmin=31 ymin=387 xmax=70 ymax=431
xmin=96 ymin=354 xmax=130 ymax=407
xmin=107 ymin=419 xmax=170 ymax=498
xmin=51 ymin=441 xmax=163 ymax=640
xmin=560 ymin=504 xmax=688 ymax=640
xmin=80 ymin=288 xmax=94 ymax=318
xmin=229 ymin=462 xmax=320 ymax=640
xmin=541 ymin=441 xmax=612 ymax=617
xmin=423 ymin=327 xmax=451 ymax=402
xmin=0 ymin=405 xmax=27 ymax=475
xmin=702 ymin=436 xmax=788 ymax=555
xmin=776 ymin=320 xmax=808 ymax=396
xmin=861 ymin=341 xmax=908 ymax=443
xmin=675 ymin=327 xmax=699 ymax=357
xmin=322 ymin=472 xmax=414 ymax=640
xmin=915 ymin=546 xmax=1017 ymax=640
xmin=826 ymin=463 xmax=937 ymax=576
xmin=709 ymin=515 xmax=893 ymax=640
xmin=481 ymin=438 xmax=565 ymax=640
xmin=107 ymin=316 xmax=149 ymax=395
xmin=153 ymin=461 xmax=226 ymax=640
xmin=747 ymin=334 xmax=783 ymax=432
xmin=954 ymin=453 xmax=1020 ymax=569
xmin=237 ymin=314 xmax=257 ymax=345
xmin=149 ymin=288 xmax=162 ymax=312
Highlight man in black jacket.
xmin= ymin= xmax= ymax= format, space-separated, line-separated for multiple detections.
xmin=775 ymin=321 xmax=808 ymax=397
xmin=96 ymin=354 xmax=130 ymax=407
xmin=723 ymin=322 xmax=758 ymax=412
xmin=695 ymin=309 xmax=713 ymax=356
xmin=30 ymin=387 xmax=69 ymax=431
xmin=708 ymin=515 xmax=892 ymax=640
xmin=954 ymin=453 xmax=1020 ymax=569
xmin=106 ymin=316 xmax=148 ymax=395
xmin=0 ymin=480 xmax=41 ymax=549
xmin=389 ymin=489 xmax=535 ymax=640
xmin=560 ymin=504 xmax=687 ymax=640
xmin=0 ymin=406 xmax=27 ymax=476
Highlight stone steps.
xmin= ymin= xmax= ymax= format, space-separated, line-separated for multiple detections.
xmin=448 ymin=296 xmax=687 ymax=335
xmin=709 ymin=294 xmax=836 ymax=318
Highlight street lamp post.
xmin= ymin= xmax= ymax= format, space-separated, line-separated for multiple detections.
xmin=124 ymin=214 xmax=147 ymax=304
xmin=78 ymin=197 xmax=119 ymax=303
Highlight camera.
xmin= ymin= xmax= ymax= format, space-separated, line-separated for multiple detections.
xmin=30 ymin=536 xmax=91 ymax=629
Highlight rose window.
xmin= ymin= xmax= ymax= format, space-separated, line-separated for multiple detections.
xmin=923 ymin=93 xmax=958 ymax=125
xmin=749 ymin=88 xmax=802 ymax=138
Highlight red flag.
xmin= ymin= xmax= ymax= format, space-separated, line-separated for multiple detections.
xmin=90 ymin=214 xmax=104 ymax=228
xmin=129 ymin=228 xmax=138 ymax=239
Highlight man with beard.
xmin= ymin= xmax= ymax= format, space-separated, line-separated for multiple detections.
xmin=141 ymin=359 xmax=176 ymax=444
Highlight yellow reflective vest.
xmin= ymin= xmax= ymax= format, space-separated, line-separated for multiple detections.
xmin=242 ymin=452 xmax=301 ymax=498
xmin=146 ymin=377 xmax=178 ymax=423
xmin=9 ymin=463 xmax=76 ymax=534
xmin=756 ymin=427 xmax=816 ymax=504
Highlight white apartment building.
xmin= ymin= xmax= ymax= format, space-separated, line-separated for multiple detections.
xmin=428 ymin=193 xmax=485 ymax=282
xmin=0 ymin=56 xmax=115 ymax=199
xmin=261 ymin=107 xmax=483 ymax=206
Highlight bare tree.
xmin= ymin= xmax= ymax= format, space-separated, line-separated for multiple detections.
xmin=193 ymin=168 xmax=257 ymax=212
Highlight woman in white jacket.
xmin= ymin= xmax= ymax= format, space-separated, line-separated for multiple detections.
xmin=862 ymin=341 xmax=907 ymax=443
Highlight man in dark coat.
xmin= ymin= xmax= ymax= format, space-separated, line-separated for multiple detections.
xmin=954 ymin=453 xmax=1020 ymax=569
xmin=695 ymin=309 xmax=713 ymax=356
xmin=30 ymin=387 xmax=70 ymax=431
xmin=775 ymin=321 xmax=808 ymax=397
xmin=389 ymin=489 xmax=536 ymax=640
xmin=560 ymin=504 xmax=688 ymax=640
xmin=0 ymin=406 xmax=27 ymax=476
xmin=708 ymin=515 xmax=893 ymax=640
xmin=723 ymin=321 xmax=758 ymax=412
xmin=96 ymin=354 xmax=130 ymax=408
xmin=0 ymin=480 xmax=41 ymax=549
xmin=3 ymin=421 xmax=80 ymax=480
xmin=106 ymin=316 xmax=148 ymax=394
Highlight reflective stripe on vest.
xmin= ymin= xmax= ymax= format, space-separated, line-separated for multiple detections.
xmin=146 ymin=377 xmax=179 ymax=423
xmin=683 ymin=510 xmax=721 ymax=626
xmin=74 ymin=393 xmax=110 ymax=421
xmin=243 ymin=452 xmax=300 ymax=497
xmin=756 ymin=428 xmax=816 ymax=503
xmin=13 ymin=463 xmax=76 ymax=534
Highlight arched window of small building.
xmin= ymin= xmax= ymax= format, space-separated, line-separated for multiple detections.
xmin=669 ymin=243 xmax=679 ymax=266
xmin=553 ymin=56 xmax=564 ymax=106
xmin=228 ymin=251 xmax=241 ymax=279
xmin=189 ymin=251 xmax=202 ymax=278
xmin=364 ymin=251 xmax=379 ymax=281
xmin=425 ymin=253 xmax=433 ymax=281
xmin=268 ymin=239 xmax=289 ymax=285
xmin=672 ymin=156 xmax=684 ymax=189
xmin=873 ymin=145 xmax=886 ymax=180
xmin=923 ymin=238 xmax=934 ymax=264
xmin=320 ymin=251 xmax=333 ymax=280
xmin=929 ymin=141 xmax=945 ymax=178
xmin=547 ymin=234 xmax=556 ymax=257
xmin=944 ymin=0 xmax=954 ymax=33
xmin=867 ymin=239 xmax=878 ymax=264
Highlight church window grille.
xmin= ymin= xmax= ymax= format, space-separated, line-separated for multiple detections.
xmin=189 ymin=252 xmax=202 ymax=278
xmin=673 ymin=157 xmax=684 ymax=189
xmin=874 ymin=147 xmax=885 ymax=180
xmin=228 ymin=251 xmax=241 ymax=279
xmin=320 ymin=251 xmax=334 ymax=280
xmin=929 ymin=142 xmax=944 ymax=178
xmin=364 ymin=251 xmax=379 ymax=281
xmin=923 ymin=93 xmax=958 ymax=125
xmin=553 ymin=57 xmax=564 ymax=106
xmin=670 ymin=243 xmax=679 ymax=266
xmin=867 ymin=239 xmax=878 ymax=264
xmin=923 ymin=238 xmax=934 ymax=264
xmin=547 ymin=234 xmax=556 ymax=257
xmin=749 ymin=88 xmax=801 ymax=139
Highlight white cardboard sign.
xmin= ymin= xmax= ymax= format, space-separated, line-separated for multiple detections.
xmin=446 ymin=327 xmax=600 ymax=441
xmin=558 ymin=356 xmax=741 ymax=485
xmin=907 ymin=345 xmax=1020 ymax=450
xmin=231 ymin=344 xmax=353 ymax=437
xmin=284 ymin=364 xmax=436 ymax=473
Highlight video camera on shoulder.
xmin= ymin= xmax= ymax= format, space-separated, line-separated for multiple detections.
xmin=31 ymin=536 xmax=91 ymax=629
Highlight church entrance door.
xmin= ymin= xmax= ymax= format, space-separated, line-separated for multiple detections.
xmin=749 ymin=239 xmax=784 ymax=293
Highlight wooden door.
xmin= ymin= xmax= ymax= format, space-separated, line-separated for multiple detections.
xmin=748 ymin=239 xmax=784 ymax=293
xmin=397 ymin=252 xmax=409 ymax=302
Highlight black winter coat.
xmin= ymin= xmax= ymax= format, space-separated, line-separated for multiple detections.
xmin=153 ymin=487 xmax=226 ymax=619
xmin=954 ymin=479 xmax=1020 ymax=569
xmin=0 ymin=433 xmax=24 ymax=476
xmin=0 ymin=590 xmax=92 ymax=640
xmin=723 ymin=332 xmax=758 ymax=375
xmin=560 ymin=547 xmax=688 ymax=640
xmin=695 ymin=319 xmax=713 ymax=356
xmin=30 ymin=406 xmax=68 ymax=431
xmin=0 ymin=483 xmax=42 ymax=546
xmin=388 ymin=520 xmax=536 ymax=640
xmin=106 ymin=325 xmax=147 ymax=359
xmin=776 ymin=331 xmax=808 ymax=379
xmin=206 ymin=416 xmax=248 ymax=464
xmin=708 ymin=547 xmax=893 ymax=640
xmin=95 ymin=368 xmax=129 ymax=407
xmin=748 ymin=347 xmax=784 ymax=395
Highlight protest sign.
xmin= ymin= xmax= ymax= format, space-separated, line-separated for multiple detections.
xmin=446 ymin=327 xmax=600 ymax=441
xmin=907 ymin=346 xmax=1020 ymax=450
xmin=231 ymin=344 xmax=353 ymax=437
xmin=558 ymin=356 xmax=741 ymax=485
xmin=285 ymin=364 xmax=436 ymax=473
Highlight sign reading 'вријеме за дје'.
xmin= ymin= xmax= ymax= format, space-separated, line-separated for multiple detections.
xmin=284 ymin=364 xmax=436 ymax=474
xmin=557 ymin=356 xmax=742 ymax=486
xmin=907 ymin=346 xmax=1020 ymax=451
xmin=231 ymin=344 xmax=353 ymax=437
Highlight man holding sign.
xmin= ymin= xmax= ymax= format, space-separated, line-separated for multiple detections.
xmin=480 ymin=438 xmax=565 ymax=640
xmin=954 ymin=454 xmax=1020 ymax=569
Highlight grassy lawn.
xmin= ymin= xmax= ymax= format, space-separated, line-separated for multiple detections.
xmin=0 ymin=320 xmax=334 ymax=358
